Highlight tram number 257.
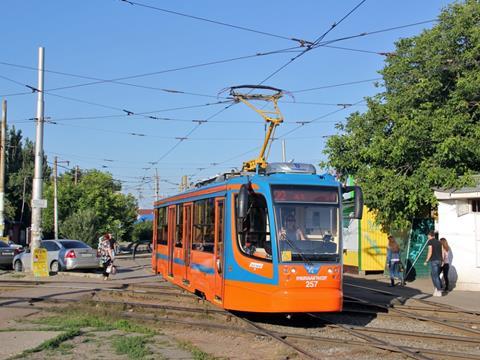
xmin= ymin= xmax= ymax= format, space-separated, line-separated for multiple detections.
xmin=305 ymin=281 xmax=318 ymax=288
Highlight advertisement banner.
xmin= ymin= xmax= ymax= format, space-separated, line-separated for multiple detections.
xmin=33 ymin=248 xmax=49 ymax=277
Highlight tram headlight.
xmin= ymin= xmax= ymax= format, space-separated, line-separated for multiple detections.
xmin=290 ymin=268 xmax=296 ymax=274
xmin=327 ymin=268 xmax=333 ymax=274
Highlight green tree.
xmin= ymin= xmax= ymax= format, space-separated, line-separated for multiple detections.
xmin=4 ymin=126 xmax=50 ymax=226
xmin=42 ymin=169 xmax=138 ymax=242
xmin=131 ymin=220 xmax=153 ymax=242
xmin=59 ymin=208 xmax=98 ymax=247
xmin=323 ymin=0 xmax=480 ymax=230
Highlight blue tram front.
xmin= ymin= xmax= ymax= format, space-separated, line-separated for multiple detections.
xmin=152 ymin=162 xmax=363 ymax=313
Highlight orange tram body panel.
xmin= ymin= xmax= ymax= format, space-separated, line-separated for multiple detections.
xmin=151 ymin=163 xmax=362 ymax=313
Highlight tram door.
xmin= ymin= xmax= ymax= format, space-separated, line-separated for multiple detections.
xmin=167 ymin=205 xmax=176 ymax=277
xmin=183 ymin=203 xmax=193 ymax=283
xmin=214 ymin=198 xmax=225 ymax=302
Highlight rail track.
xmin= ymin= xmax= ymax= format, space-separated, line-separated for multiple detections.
xmin=2 ymin=279 xmax=480 ymax=359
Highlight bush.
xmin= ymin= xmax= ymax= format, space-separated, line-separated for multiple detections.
xmin=59 ymin=209 xmax=98 ymax=247
xmin=131 ymin=220 xmax=153 ymax=243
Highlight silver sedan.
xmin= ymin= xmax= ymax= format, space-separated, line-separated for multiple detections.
xmin=13 ymin=239 xmax=100 ymax=273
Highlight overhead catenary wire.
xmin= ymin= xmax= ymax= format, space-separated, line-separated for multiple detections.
xmin=9 ymin=75 xmax=376 ymax=124
xmin=257 ymin=0 xmax=368 ymax=86
xmin=1 ymin=8 xmax=439 ymax=202
xmin=0 ymin=46 xmax=301 ymax=97
xmin=183 ymin=1 xmax=369 ymax=183
xmin=117 ymin=0 xmax=313 ymax=46
xmin=188 ymin=98 xmax=364 ymax=182
xmin=117 ymin=17 xmax=438 ymax=201
xmin=0 ymin=19 xmax=436 ymax=99
xmin=0 ymin=73 xmax=235 ymax=123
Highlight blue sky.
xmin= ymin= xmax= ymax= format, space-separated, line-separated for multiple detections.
xmin=1 ymin=0 xmax=452 ymax=208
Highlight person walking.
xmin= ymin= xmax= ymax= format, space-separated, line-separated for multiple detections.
xmin=440 ymin=237 xmax=451 ymax=292
xmin=386 ymin=235 xmax=404 ymax=287
xmin=423 ymin=231 xmax=443 ymax=296
xmin=99 ymin=233 xmax=114 ymax=280
xmin=108 ymin=233 xmax=117 ymax=260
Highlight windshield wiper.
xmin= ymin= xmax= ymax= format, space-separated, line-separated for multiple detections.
xmin=281 ymin=237 xmax=313 ymax=266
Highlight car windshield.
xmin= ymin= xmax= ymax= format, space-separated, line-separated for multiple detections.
xmin=59 ymin=240 xmax=90 ymax=249
xmin=0 ymin=241 xmax=8 ymax=248
xmin=273 ymin=186 xmax=340 ymax=262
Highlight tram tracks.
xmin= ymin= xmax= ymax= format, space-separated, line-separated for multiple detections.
xmin=343 ymin=283 xmax=480 ymax=336
xmin=2 ymin=280 xmax=480 ymax=359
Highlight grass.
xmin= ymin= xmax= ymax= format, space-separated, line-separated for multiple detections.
xmin=32 ymin=329 xmax=80 ymax=351
xmin=178 ymin=340 xmax=220 ymax=360
xmin=13 ymin=303 xmax=161 ymax=359
xmin=112 ymin=335 xmax=152 ymax=359
xmin=33 ymin=311 xmax=155 ymax=335
xmin=10 ymin=329 xmax=81 ymax=359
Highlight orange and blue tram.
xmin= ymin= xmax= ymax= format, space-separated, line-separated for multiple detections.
xmin=152 ymin=162 xmax=363 ymax=313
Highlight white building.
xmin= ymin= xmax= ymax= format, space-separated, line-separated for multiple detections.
xmin=434 ymin=186 xmax=480 ymax=291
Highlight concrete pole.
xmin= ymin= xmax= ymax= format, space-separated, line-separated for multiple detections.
xmin=0 ymin=100 xmax=6 ymax=237
xmin=282 ymin=139 xmax=286 ymax=162
xmin=74 ymin=165 xmax=78 ymax=185
xmin=154 ymin=169 xmax=159 ymax=201
xmin=184 ymin=175 xmax=188 ymax=190
xmin=53 ymin=156 xmax=58 ymax=239
xmin=31 ymin=47 xmax=45 ymax=255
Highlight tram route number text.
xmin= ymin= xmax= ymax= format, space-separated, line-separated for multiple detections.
xmin=306 ymin=280 xmax=318 ymax=288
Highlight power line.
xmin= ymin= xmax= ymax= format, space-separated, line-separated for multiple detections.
xmin=0 ymin=19 xmax=436 ymax=99
xmin=0 ymin=46 xmax=299 ymax=97
xmin=188 ymin=98 xmax=365 ymax=182
xmin=10 ymin=76 xmax=374 ymax=124
xmin=257 ymin=0 xmax=368 ymax=85
xmin=315 ymin=19 xmax=437 ymax=48
xmin=291 ymin=78 xmax=381 ymax=93
xmin=117 ymin=0 xmax=313 ymax=45
xmin=1 ymin=73 xmax=234 ymax=121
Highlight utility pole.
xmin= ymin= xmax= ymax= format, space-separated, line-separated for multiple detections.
xmin=53 ymin=156 xmax=69 ymax=239
xmin=74 ymin=165 xmax=79 ymax=185
xmin=282 ymin=139 xmax=286 ymax=162
xmin=154 ymin=169 xmax=159 ymax=201
xmin=30 ymin=47 xmax=46 ymax=258
xmin=182 ymin=175 xmax=188 ymax=191
xmin=0 ymin=100 xmax=6 ymax=237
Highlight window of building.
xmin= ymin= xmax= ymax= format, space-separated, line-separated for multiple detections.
xmin=472 ymin=199 xmax=480 ymax=213
xmin=236 ymin=193 xmax=272 ymax=261
xmin=193 ymin=198 xmax=215 ymax=253
xmin=157 ymin=207 xmax=168 ymax=245
xmin=175 ymin=205 xmax=183 ymax=247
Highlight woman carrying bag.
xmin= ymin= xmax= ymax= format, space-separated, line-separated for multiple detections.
xmin=386 ymin=235 xmax=405 ymax=287
xmin=99 ymin=234 xmax=116 ymax=280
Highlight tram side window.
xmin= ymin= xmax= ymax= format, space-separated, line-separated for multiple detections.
xmin=175 ymin=204 xmax=183 ymax=248
xmin=193 ymin=198 xmax=215 ymax=253
xmin=237 ymin=194 xmax=272 ymax=261
xmin=157 ymin=207 xmax=168 ymax=245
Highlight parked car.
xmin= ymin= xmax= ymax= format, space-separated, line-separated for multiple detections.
xmin=13 ymin=239 xmax=99 ymax=273
xmin=0 ymin=241 xmax=21 ymax=269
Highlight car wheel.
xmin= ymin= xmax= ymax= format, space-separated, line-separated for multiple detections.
xmin=50 ymin=260 xmax=59 ymax=273
xmin=14 ymin=260 xmax=23 ymax=272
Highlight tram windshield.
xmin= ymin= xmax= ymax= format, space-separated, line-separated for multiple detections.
xmin=272 ymin=186 xmax=340 ymax=262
